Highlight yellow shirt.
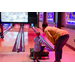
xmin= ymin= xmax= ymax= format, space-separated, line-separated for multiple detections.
xmin=44 ymin=26 xmax=69 ymax=45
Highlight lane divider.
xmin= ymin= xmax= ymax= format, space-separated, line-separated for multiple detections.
xmin=19 ymin=26 xmax=25 ymax=52
xmin=12 ymin=25 xmax=25 ymax=52
xmin=12 ymin=27 xmax=21 ymax=52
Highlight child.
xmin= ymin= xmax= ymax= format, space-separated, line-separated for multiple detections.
xmin=33 ymin=31 xmax=42 ymax=62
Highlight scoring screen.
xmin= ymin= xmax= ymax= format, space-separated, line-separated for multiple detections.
xmin=65 ymin=12 xmax=75 ymax=25
xmin=47 ymin=12 xmax=54 ymax=22
xmin=1 ymin=12 xmax=28 ymax=22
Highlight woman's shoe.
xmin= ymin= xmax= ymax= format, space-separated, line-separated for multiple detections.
xmin=54 ymin=60 xmax=61 ymax=62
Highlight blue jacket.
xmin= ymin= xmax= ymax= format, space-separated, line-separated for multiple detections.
xmin=34 ymin=37 xmax=42 ymax=52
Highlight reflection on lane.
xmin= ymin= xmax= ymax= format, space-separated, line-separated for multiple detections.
xmin=1 ymin=32 xmax=18 ymax=46
xmin=24 ymin=32 xmax=28 ymax=45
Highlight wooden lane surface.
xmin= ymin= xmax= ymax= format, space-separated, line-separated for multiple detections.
xmin=0 ymin=25 xmax=20 ymax=52
xmin=9 ymin=25 xmax=20 ymax=32
xmin=24 ymin=28 xmax=36 ymax=52
xmin=0 ymin=46 xmax=75 ymax=62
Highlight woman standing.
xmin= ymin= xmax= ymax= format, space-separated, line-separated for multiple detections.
xmin=42 ymin=23 xmax=69 ymax=62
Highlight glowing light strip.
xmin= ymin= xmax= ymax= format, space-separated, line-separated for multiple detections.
xmin=67 ymin=20 xmax=75 ymax=22
xmin=39 ymin=12 xmax=43 ymax=21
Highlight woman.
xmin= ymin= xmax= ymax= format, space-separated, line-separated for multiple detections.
xmin=42 ymin=23 xmax=69 ymax=62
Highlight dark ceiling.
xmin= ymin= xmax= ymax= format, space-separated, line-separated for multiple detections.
xmin=28 ymin=12 xmax=37 ymax=17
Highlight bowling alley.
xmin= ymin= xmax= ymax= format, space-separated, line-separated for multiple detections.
xmin=0 ymin=12 xmax=75 ymax=62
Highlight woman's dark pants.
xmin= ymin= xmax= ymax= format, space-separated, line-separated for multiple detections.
xmin=55 ymin=34 xmax=69 ymax=61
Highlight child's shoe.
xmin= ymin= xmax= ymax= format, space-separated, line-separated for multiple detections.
xmin=37 ymin=60 xmax=40 ymax=62
xmin=33 ymin=59 xmax=35 ymax=62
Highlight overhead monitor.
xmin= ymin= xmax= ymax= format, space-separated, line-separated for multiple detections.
xmin=47 ymin=12 xmax=54 ymax=22
xmin=1 ymin=12 xmax=28 ymax=22
xmin=65 ymin=12 xmax=75 ymax=25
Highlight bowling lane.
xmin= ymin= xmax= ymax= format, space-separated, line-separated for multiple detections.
xmin=24 ymin=27 xmax=36 ymax=52
xmin=0 ymin=24 xmax=20 ymax=52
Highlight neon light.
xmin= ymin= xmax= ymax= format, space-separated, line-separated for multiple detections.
xmin=47 ymin=12 xmax=54 ymax=22
xmin=39 ymin=12 xmax=43 ymax=21
xmin=66 ymin=12 xmax=75 ymax=25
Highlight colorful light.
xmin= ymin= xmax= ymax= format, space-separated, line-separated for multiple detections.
xmin=47 ymin=12 xmax=54 ymax=22
xmin=39 ymin=12 xmax=43 ymax=21
xmin=66 ymin=12 xmax=75 ymax=25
